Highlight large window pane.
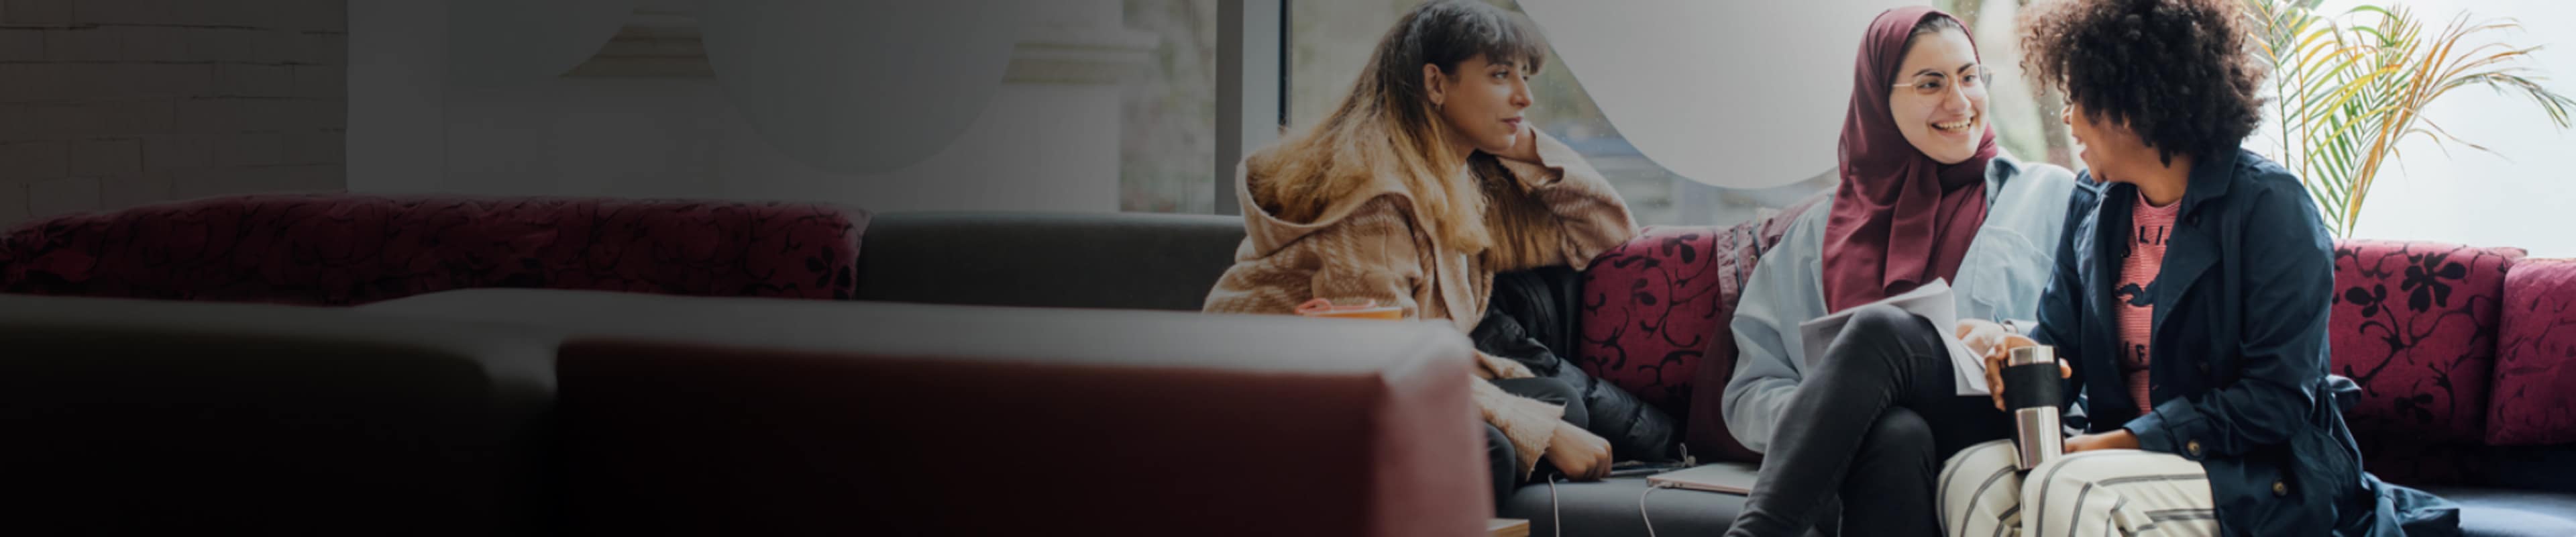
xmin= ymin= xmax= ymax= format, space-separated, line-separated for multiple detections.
xmin=1120 ymin=0 xmax=1220 ymax=214
xmin=1288 ymin=0 xmax=1830 ymax=227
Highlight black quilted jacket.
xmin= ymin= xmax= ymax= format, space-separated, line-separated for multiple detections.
xmin=1472 ymin=266 xmax=1681 ymax=464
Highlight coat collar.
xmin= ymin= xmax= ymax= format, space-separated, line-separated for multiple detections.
xmin=2175 ymin=147 xmax=2243 ymax=219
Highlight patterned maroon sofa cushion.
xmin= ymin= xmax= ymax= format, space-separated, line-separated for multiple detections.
xmin=1579 ymin=196 xmax=1817 ymax=463
xmin=2489 ymin=258 xmax=2576 ymax=446
xmin=0 ymin=194 xmax=867 ymax=305
xmin=1576 ymin=226 xmax=1723 ymax=424
xmin=2327 ymin=240 xmax=2525 ymax=443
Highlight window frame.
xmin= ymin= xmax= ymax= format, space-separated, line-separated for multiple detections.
xmin=1213 ymin=0 xmax=1290 ymax=216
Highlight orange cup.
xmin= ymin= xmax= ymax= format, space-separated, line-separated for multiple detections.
xmin=1295 ymin=298 xmax=1403 ymax=320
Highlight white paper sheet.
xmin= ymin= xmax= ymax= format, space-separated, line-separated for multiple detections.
xmin=1796 ymin=279 xmax=1991 ymax=396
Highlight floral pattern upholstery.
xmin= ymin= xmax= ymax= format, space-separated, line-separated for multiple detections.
xmin=1575 ymin=226 xmax=1724 ymax=422
xmin=0 ymin=194 xmax=867 ymax=305
xmin=2489 ymin=258 xmax=2576 ymax=446
xmin=2327 ymin=240 xmax=2525 ymax=442
xmin=1578 ymin=196 xmax=1817 ymax=463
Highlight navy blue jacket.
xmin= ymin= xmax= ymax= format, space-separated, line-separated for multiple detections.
xmin=2035 ymin=148 xmax=2456 ymax=536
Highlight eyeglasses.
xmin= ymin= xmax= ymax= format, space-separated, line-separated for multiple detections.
xmin=1894 ymin=67 xmax=1994 ymax=98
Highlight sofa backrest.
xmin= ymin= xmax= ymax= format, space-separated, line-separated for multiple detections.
xmin=2326 ymin=240 xmax=2526 ymax=442
xmin=853 ymin=211 xmax=1244 ymax=311
xmin=0 ymin=194 xmax=867 ymax=305
xmin=2491 ymin=258 xmax=2576 ymax=446
xmin=0 ymin=293 xmax=562 ymax=535
xmin=1641 ymin=228 xmax=2576 ymax=485
xmin=2325 ymin=240 xmax=2527 ymax=485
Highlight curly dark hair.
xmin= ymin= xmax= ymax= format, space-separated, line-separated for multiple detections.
xmin=2019 ymin=0 xmax=2267 ymax=165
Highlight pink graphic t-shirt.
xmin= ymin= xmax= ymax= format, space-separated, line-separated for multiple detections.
xmin=2118 ymin=195 xmax=2182 ymax=416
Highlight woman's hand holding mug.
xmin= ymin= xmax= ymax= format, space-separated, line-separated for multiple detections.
xmin=1956 ymin=319 xmax=2065 ymax=411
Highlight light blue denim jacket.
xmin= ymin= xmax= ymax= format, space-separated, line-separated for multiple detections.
xmin=1721 ymin=155 xmax=2079 ymax=453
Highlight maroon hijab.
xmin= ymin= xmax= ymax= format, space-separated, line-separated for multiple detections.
xmin=1821 ymin=7 xmax=1999 ymax=313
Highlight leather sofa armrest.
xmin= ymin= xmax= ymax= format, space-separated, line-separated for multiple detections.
xmin=0 ymin=294 xmax=561 ymax=535
xmin=360 ymin=289 xmax=1493 ymax=536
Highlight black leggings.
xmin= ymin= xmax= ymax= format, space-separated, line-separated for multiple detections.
xmin=1726 ymin=304 xmax=2013 ymax=537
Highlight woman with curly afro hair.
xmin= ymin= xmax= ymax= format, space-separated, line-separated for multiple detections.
xmin=1934 ymin=0 xmax=2463 ymax=536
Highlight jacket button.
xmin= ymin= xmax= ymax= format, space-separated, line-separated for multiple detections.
xmin=2186 ymin=440 xmax=2203 ymax=457
xmin=2273 ymin=480 xmax=2289 ymax=497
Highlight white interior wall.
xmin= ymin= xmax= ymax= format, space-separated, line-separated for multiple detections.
xmin=347 ymin=0 xmax=1135 ymax=213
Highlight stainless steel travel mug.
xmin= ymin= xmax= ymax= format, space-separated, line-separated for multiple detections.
xmin=2004 ymin=345 xmax=2063 ymax=471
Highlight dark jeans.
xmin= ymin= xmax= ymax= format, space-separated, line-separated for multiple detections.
xmin=1726 ymin=304 xmax=2013 ymax=537
xmin=1483 ymin=377 xmax=1588 ymax=505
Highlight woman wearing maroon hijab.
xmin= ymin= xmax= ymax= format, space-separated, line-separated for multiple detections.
xmin=1717 ymin=7 xmax=2082 ymax=536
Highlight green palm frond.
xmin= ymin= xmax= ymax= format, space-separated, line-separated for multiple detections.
xmin=2245 ymin=1 xmax=2575 ymax=236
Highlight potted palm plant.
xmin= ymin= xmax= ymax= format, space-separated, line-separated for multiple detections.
xmin=2246 ymin=0 xmax=2576 ymax=236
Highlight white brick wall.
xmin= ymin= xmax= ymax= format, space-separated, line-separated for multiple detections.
xmin=0 ymin=28 xmax=43 ymax=61
xmin=0 ymin=181 xmax=28 ymax=224
xmin=70 ymin=138 xmax=141 ymax=175
xmin=99 ymin=169 xmax=170 ymax=208
xmin=0 ymin=0 xmax=345 ymax=222
xmin=25 ymin=176 xmax=99 ymax=216
xmin=215 ymin=63 xmax=291 ymax=97
xmin=3 ymin=0 xmax=74 ymax=28
xmin=0 ymin=140 xmax=68 ymax=179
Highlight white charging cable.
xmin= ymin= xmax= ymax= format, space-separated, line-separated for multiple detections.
xmin=1549 ymin=446 xmax=1699 ymax=537
xmin=1544 ymin=475 xmax=1562 ymax=537
xmin=1638 ymin=443 xmax=1693 ymax=537
xmin=1639 ymin=482 xmax=1674 ymax=537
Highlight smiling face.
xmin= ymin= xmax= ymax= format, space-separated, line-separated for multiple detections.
xmin=1428 ymin=54 xmax=1535 ymax=154
xmin=1888 ymin=28 xmax=1988 ymax=164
